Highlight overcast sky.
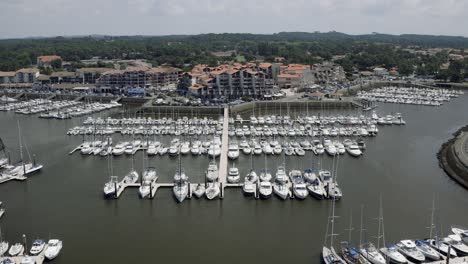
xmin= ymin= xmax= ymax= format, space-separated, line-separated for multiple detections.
xmin=1 ymin=0 xmax=467 ymax=38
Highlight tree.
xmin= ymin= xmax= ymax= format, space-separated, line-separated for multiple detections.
xmin=177 ymin=75 xmax=191 ymax=94
xmin=51 ymin=59 xmax=62 ymax=69
xmin=398 ymin=61 xmax=413 ymax=76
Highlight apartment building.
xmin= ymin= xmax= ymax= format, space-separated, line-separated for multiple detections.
xmin=97 ymin=66 xmax=182 ymax=89
xmin=0 ymin=72 xmax=16 ymax=84
xmin=188 ymin=63 xmax=277 ymax=99
xmin=15 ymin=68 xmax=40 ymax=83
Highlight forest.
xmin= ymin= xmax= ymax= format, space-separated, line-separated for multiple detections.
xmin=1 ymin=32 xmax=467 ymax=81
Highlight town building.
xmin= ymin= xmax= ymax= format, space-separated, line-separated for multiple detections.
xmin=37 ymin=55 xmax=62 ymax=68
xmin=97 ymin=66 xmax=182 ymax=89
xmin=0 ymin=72 xmax=16 ymax=84
xmin=373 ymin=67 xmax=389 ymax=76
xmin=187 ymin=63 xmax=277 ymax=99
xmin=76 ymin=68 xmax=113 ymax=84
xmin=15 ymin=68 xmax=40 ymax=83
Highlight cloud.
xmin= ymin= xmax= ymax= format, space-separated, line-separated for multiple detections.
xmin=0 ymin=0 xmax=466 ymax=38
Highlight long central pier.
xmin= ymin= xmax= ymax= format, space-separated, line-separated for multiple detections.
xmin=218 ymin=107 xmax=229 ymax=198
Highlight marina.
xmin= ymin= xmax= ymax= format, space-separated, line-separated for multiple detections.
xmin=0 ymin=91 xmax=468 ymax=264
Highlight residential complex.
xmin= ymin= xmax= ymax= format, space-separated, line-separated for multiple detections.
xmin=0 ymin=68 xmax=40 ymax=84
xmin=96 ymin=66 xmax=182 ymax=89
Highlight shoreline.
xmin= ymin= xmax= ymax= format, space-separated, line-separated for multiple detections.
xmin=437 ymin=124 xmax=468 ymax=189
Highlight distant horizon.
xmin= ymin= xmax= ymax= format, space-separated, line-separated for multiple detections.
xmin=1 ymin=0 xmax=467 ymax=39
xmin=1 ymin=31 xmax=468 ymax=41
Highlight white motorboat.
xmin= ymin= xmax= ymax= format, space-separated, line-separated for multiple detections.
xmin=44 ymin=239 xmax=62 ymax=260
xmin=275 ymin=166 xmax=288 ymax=183
xmin=207 ymin=144 xmax=221 ymax=157
xmin=451 ymin=226 xmax=468 ymax=244
xmin=414 ymin=240 xmax=441 ymax=261
xmin=103 ymin=176 xmax=121 ymax=198
xmin=272 ymin=182 xmax=289 ymax=200
xmin=303 ymin=168 xmax=317 ymax=184
xmin=205 ymin=161 xmax=219 ymax=182
xmin=259 ymin=169 xmax=272 ymax=182
xmin=442 ymin=234 xmax=468 ymax=256
xmin=307 ymin=180 xmax=326 ymax=200
xmin=30 ymin=239 xmax=46 ymax=255
xmin=258 ymin=181 xmax=272 ymax=198
xmin=360 ymin=243 xmax=386 ymax=264
xmin=396 ymin=240 xmax=426 ymax=263
xmin=325 ymin=144 xmax=337 ymax=156
xmin=173 ymin=181 xmax=189 ymax=203
xmin=174 ymin=168 xmax=188 ymax=182
xmin=347 ymin=144 xmax=362 ymax=157
xmin=227 ymin=143 xmax=240 ymax=160
xmin=327 ymin=182 xmax=343 ymax=201
xmin=242 ymin=146 xmax=252 ymax=155
xmin=8 ymin=243 xmax=24 ymax=256
xmin=158 ymin=147 xmax=168 ymax=156
xmin=243 ymin=180 xmax=255 ymax=196
xmin=315 ymin=144 xmax=325 ymax=155
xmin=245 ymin=169 xmax=258 ymax=183
xmin=205 ymin=181 xmax=220 ymax=200
xmin=180 ymin=142 xmax=190 ymax=155
xmin=122 ymin=170 xmax=139 ymax=184
xmin=294 ymin=147 xmax=305 ymax=156
xmin=319 ymin=170 xmax=333 ymax=186
xmin=227 ymin=166 xmax=240 ymax=183
xmin=112 ymin=142 xmax=126 ymax=156
xmin=168 ymin=145 xmax=179 ymax=156
xmin=138 ymin=168 xmax=158 ymax=198
xmin=193 ymin=184 xmax=205 ymax=198
xmin=380 ymin=244 xmax=408 ymax=264
xmin=289 ymin=170 xmax=308 ymax=199
xmin=191 ymin=144 xmax=201 ymax=156
xmin=427 ymin=238 xmax=457 ymax=258
xmin=147 ymin=144 xmax=158 ymax=155
xmin=253 ymin=144 xmax=262 ymax=155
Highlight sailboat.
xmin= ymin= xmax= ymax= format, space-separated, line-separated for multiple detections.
xmin=122 ymin=155 xmax=139 ymax=184
xmin=173 ymin=153 xmax=189 ymax=203
xmin=340 ymin=210 xmax=371 ymax=264
xmin=11 ymin=121 xmax=43 ymax=176
xmin=415 ymin=200 xmax=441 ymax=261
xmin=322 ymin=186 xmax=346 ymax=264
xmin=359 ymin=204 xmax=386 ymax=264
xmin=0 ymin=225 xmax=8 ymax=257
xmin=377 ymin=197 xmax=409 ymax=264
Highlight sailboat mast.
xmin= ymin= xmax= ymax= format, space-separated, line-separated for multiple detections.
xmin=429 ymin=198 xmax=435 ymax=239
xmin=347 ymin=209 xmax=353 ymax=242
xmin=359 ymin=205 xmax=364 ymax=248
xmin=330 ymin=196 xmax=336 ymax=249
xmin=377 ymin=196 xmax=382 ymax=249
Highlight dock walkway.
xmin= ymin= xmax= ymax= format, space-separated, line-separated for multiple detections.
xmin=218 ymin=107 xmax=229 ymax=198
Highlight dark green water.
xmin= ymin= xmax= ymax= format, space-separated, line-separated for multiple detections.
xmin=0 ymin=96 xmax=467 ymax=264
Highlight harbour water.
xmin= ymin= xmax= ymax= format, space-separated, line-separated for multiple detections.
xmin=1 ymin=95 xmax=468 ymax=264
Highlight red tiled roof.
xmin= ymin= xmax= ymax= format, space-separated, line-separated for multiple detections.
xmin=38 ymin=55 xmax=61 ymax=63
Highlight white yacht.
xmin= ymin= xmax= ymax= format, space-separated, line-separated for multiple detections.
xmin=205 ymin=181 xmax=220 ymax=200
xmin=245 ymin=169 xmax=258 ymax=183
xmin=360 ymin=243 xmax=386 ymax=264
xmin=303 ymin=168 xmax=317 ymax=184
xmin=138 ymin=168 xmax=158 ymax=198
xmin=205 ymin=161 xmax=219 ymax=182
xmin=325 ymin=144 xmax=337 ymax=156
xmin=147 ymin=144 xmax=158 ymax=155
xmin=347 ymin=144 xmax=362 ymax=157
xmin=396 ymin=240 xmax=426 ymax=263
xmin=122 ymin=170 xmax=139 ymax=184
xmin=427 ymin=238 xmax=458 ymax=258
xmin=180 ymin=142 xmax=190 ymax=155
xmin=258 ymin=181 xmax=272 ymax=198
xmin=112 ymin=142 xmax=126 ymax=156
xmin=275 ymin=166 xmax=288 ymax=183
xmin=451 ymin=226 xmax=468 ymax=244
xmin=289 ymin=170 xmax=308 ymax=199
xmin=307 ymin=180 xmax=326 ymax=200
xmin=242 ymin=180 xmax=255 ymax=196
xmin=414 ymin=240 xmax=441 ymax=261
xmin=103 ymin=176 xmax=121 ymax=198
xmin=380 ymin=244 xmax=408 ymax=264
xmin=227 ymin=143 xmax=240 ymax=160
xmin=272 ymin=181 xmax=289 ymax=200
xmin=173 ymin=181 xmax=189 ymax=203
xmin=207 ymin=143 xmax=221 ymax=157
xmin=8 ymin=243 xmax=24 ymax=256
xmin=44 ymin=239 xmax=63 ymax=260
xmin=30 ymin=239 xmax=46 ymax=255
xmin=259 ymin=169 xmax=272 ymax=182
xmin=227 ymin=166 xmax=240 ymax=183
xmin=442 ymin=234 xmax=468 ymax=256
xmin=193 ymin=184 xmax=205 ymax=198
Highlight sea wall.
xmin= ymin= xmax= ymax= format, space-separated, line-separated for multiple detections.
xmin=438 ymin=125 xmax=468 ymax=189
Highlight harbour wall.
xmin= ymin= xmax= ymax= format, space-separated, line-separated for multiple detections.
xmin=438 ymin=125 xmax=468 ymax=190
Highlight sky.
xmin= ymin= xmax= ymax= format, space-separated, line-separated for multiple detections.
xmin=1 ymin=0 xmax=467 ymax=38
